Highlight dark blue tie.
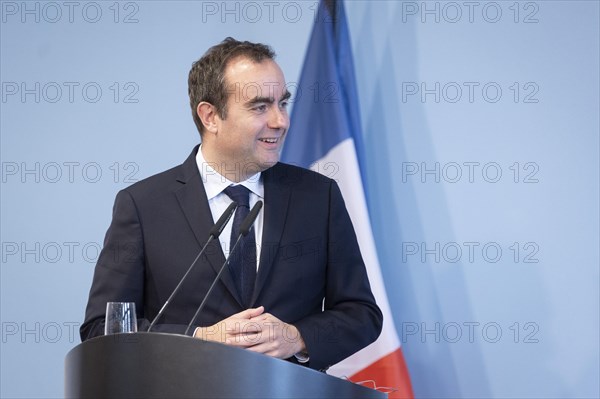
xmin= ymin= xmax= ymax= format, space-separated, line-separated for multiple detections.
xmin=223 ymin=185 xmax=257 ymax=308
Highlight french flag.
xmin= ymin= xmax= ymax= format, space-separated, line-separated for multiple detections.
xmin=281 ymin=1 xmax=414 ymax=397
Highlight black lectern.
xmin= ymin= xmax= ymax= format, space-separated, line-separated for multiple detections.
xmin=65 ymin=332 xmax=386 ymax=398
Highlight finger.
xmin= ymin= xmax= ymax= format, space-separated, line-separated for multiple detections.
xmin=246 ymin=341 xmax=292 ymax=359
xmin=232 ymin=306 xmax=264 ymax=319
xmin=226 ymin=332 xmax=263 ymax=347
xmin=249 ymin=312 xmax=273 ymax=322
xmin=247 ymin=306 xmax=265 ymax=317
xmin=215 ymin=320 xmax=261 ymax=337
xmin=228 ymin=320 xmax=263 ymax=333
xmin=245 ymin=341 xmax=272 ymax=354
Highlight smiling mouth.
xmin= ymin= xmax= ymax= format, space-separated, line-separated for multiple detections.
xmin=259 ymin=138 xmax=279 ymax=144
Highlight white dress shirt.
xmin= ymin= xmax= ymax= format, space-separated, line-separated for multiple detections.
xmin=195 ymin=145 xmax=264 ymax=269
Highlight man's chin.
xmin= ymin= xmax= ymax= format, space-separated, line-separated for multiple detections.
xmin=256 ymin=159 xmax=279 ymax=172
xmin=237 ymin=158 xmax=279 ymax=178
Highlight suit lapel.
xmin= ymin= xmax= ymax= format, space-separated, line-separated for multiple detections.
xmin=252 ymin=164 xmax=292 ymax=305
xmin=174 ymin=146 xmax=243 ymax=306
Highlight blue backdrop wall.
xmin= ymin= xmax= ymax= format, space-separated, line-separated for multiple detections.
xmin=1 ymin=1 xmax=598 ymax=397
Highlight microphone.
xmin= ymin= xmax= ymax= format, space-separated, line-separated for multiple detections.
xmin=147 ymin=202 xmax=238 ymax=332
xmin=184 ymin=200 xmax=263 ymax=336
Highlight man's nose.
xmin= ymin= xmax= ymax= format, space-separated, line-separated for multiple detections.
xmin=268 ymin=106 xmax=289 ymax=130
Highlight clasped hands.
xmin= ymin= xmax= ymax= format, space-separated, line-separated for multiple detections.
xmin=193 ymin=306 xmax=306 ymax=360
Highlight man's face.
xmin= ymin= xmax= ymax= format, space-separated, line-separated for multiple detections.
xmin=207 ymin=56 xmax=290 ymax=181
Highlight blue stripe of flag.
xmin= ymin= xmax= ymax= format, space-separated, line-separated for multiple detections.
xmin=281 ymin=0 xmax=366 ymax=179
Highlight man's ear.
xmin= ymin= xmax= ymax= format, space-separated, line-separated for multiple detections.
xmin=197 ymin=102 xmax=219 ymax=134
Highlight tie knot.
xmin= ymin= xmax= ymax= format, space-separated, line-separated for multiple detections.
xmin=224 ymin=185 xmax=251 ymax=208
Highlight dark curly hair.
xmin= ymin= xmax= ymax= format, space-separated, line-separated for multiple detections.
xmin=188 ymin=37 xmax=276 ymax=136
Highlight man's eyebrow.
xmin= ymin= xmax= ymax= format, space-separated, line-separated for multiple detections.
xmin=246 ymin=90 xmax=291 ymax=106
xmin=246 ymin=96 xmax=275 ymax=106
xmin=281 ymin=90 xmax=291 ymax=101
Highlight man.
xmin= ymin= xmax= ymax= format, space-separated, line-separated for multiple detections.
xmin=81 ymin=38 xmax=382 ymax=372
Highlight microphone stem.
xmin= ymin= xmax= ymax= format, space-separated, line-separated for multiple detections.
xmin=147 ymin=235 xmax=214 ymax=332
xmin=184 ymin=233 xmax=245 ymax=336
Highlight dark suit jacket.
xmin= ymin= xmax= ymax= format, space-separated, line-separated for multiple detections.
xmin=81 ymin=146 xmax=382 ymax=371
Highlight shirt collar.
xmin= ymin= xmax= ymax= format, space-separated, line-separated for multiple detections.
xmin=195 ymin=145 xmax=263 ymax=200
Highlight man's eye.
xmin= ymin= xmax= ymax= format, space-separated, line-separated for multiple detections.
xmin=279 ymin=101 xmax=289 ymax=109
xmin=253 ymin=104 xmax=267 ymax=112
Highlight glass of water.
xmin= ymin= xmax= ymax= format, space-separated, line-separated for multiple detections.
xmin=104 ymin=302 xmax=138 ymax=335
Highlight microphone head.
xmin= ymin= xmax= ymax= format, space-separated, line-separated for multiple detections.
xmin=209 ymin=201 xmax=238 ymax=238
xmin=239 ymin=201 xmax=263 ymax=236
